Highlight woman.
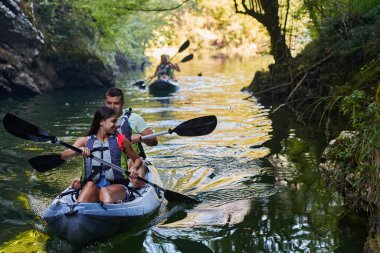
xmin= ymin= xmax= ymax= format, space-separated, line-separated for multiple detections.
xmin=61 ymin=106 xmax=142 ymax=203
xmin=152 ymin=54 xmax=180 ymax=79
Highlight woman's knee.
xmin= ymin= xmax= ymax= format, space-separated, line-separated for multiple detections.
xmin=78 ymin=181 xmax=98 ymax=202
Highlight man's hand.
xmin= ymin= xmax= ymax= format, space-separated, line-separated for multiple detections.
xmin=131 ymin=134 xmax=142 ymax=144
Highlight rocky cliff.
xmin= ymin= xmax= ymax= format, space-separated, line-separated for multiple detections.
xmin=0 ymin=0 xmax=114 ymax=96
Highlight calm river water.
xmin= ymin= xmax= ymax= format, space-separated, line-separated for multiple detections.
xmin=0 ymin=55 xmax=367 ymax=252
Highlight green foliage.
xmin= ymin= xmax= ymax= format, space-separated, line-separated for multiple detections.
xmin=30 ymin=0 xmax=179 ymax=63
xmin=341 ymin=91 xmax=379 ymax=134
xmin=304 ymin=0 xmax=380 ymax=37
xmin=330 ymin=90 xmax=380 ymax=196
xmin=148 ymin=0 xmax=270 ymax=57
xmin=349 ymin=0 xmax=380 ymax=16
xmin=33 ymin=1 xmax=98 ymax=55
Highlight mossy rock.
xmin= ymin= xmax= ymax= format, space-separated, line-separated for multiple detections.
xmin=0 ymin=230 xmax=48 ymax=253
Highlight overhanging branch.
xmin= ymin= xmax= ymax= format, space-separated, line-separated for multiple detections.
xmin=125 ymin=0 xmax=190 ymax=11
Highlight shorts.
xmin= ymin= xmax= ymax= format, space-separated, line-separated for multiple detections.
xmin=96 ymin=175 xmax=131 ymax=201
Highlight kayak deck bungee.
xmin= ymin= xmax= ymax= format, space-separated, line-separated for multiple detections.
xmin=43 ymin=164 xmax=163 ymax=245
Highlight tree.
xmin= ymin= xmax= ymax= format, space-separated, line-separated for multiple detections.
xmin=233 ymin=0 xmax=292 ymax=64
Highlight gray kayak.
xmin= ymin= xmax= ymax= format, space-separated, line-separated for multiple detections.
xmin=43 ymin=165 xmax=163 ymax=245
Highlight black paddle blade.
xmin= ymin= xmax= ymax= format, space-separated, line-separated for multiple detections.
xmin=29 ymin=154 xmax=65 ymax=172
xmin=3 ymin=113 xmax=54 ymax=142
xmin=164 ymin=190 xmax=201 ymax=204
xmin=180 ymin=54 xmax=193 ymax=63
xmin=178 ymin=40 xmax=190 ymax=53
xmin=172 ymin=115 xmax=217 ymax=137
xmin=132 ymin=80 xmax=144 ymax=88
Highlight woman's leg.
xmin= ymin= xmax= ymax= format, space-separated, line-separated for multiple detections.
xmin=127 ymin=159 xmax=145 ymax=188
xmin=77 ymin=181 xmax=99 ymax=202
xmin=99 ymin=184 xmax=127 ymax=203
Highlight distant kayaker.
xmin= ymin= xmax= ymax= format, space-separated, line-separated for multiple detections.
xmin=152 ymin=54 xmax=180 ymax=79
xmin=105 ymin=87 xmax=158 ymax=188
xmin=61 ymin=106 xmax=142 ymax=203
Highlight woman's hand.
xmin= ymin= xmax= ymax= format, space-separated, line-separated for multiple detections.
xmin=128 ymin=168 xmax=139 ymax=179
xmin=71 ymin=178 xmax=81 ymax=189
xmin=80 ymin=147 xmax=91 ymax=157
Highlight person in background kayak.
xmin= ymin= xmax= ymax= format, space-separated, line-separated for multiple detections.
xmin=61 ymin=106 xmax=142 ymax=203
xmin=152 ymin=54 xmax=180 ymax=80
xmin=105 ymin=87 xmax=158 ymax=188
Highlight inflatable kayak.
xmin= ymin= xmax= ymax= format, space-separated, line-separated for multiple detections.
xmin=43 ymin=164 xmax=163 ymax=245
xmin=148 ymin=77 xmax=179 ymax=93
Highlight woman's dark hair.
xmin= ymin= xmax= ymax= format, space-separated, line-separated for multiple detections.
xmin=87 ymin=106 xmax=117 ymax=136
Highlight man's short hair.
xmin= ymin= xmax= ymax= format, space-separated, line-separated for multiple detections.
xmin=106 ymin=87 xmax=124 ymax=102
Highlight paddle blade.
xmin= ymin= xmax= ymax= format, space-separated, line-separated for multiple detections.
xmin=172 ymin=115 xmax=217 ymax=137
xmin=3 ymin=113 xmax=53 ymax=142
xmin=178 ymin=40 xmax=190 ymax=53
xmin=164 ymin=190 xmax=201 ymax=204
xmin=29 ymin=154 xmax=65 ymax=172
xmin=180 ymin=54 xmax=193 ymax=63
xmin=132 ymin=80 xmax=144 ymax=88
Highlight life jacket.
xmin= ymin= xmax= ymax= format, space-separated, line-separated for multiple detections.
xmin=82 ymin=134 xmax=127 ymax=183
xmin=118 ymin=108 xmax=147 ymax=159
xmin=157 ymin=63 xmax=173 ymax=78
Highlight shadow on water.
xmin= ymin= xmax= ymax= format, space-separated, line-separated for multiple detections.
xmin=0 ymin=55 xmax=368 ymax=252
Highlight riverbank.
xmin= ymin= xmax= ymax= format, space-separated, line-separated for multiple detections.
xmin=243 ymin=6 xmax=380 ymax=253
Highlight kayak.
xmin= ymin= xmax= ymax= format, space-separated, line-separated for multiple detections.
xmin=148 ymin=77 xmax=179 ymax=93
xmin=43 ymin=164 xmax=163 ymax=245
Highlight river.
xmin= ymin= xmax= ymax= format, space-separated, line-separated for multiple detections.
xmin=0 ymin=55 xmax=367 ymax=252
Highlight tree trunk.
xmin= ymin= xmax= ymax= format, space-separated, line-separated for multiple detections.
xmin=234 ymin=0 xmax=292 ymax=64
xmin=265 ymin=19 xmax=291 ymax=64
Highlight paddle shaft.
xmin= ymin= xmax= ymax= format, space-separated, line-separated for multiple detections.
xmin=141 ymin=130 xmax=170 ymax=140
xmin=56 ymin=139 xmax=166 ymax=192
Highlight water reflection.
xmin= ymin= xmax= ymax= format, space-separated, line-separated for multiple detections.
xmin=0 ymin=55 xmax=367 ymax=252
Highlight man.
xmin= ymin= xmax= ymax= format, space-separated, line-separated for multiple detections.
xmin=105 ymin=87 xmax=158 ymax=187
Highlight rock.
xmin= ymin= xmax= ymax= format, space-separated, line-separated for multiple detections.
xmin=319 ymin=130 xmax=380 ymax=253
xmin=0 ymin=0 xmax=115 ymax=96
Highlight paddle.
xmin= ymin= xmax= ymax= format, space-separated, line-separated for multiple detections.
xmin=142 ymin=114 xmax=216 ymax=139
xmin=142 ymin=54 xmax=194 ymax=89
xmin=29 ymin=154 xmax=199 ymax=204
xmin=171 ymin=39 xmax=190 ymax=61
xmin=28 ymin=115 xmax=217 ymax=171
xmin=3 ymin=114 xmax=216 ymax=204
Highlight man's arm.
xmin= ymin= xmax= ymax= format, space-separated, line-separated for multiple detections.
xmin=130 ymin=127 xmax=158 ymax=146
xmin=129 ymin=113 xmax=158 ymax=146
xmin=140 ymin=128 xmax=158 ymax=146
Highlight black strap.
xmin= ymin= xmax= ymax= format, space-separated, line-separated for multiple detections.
xmin=91 ymin=147 xmax=109 ymax=153
xmin=123 ymin=108 xmax=147 ymax=159
xmin=124 ymin=108 xmax=132 ymax=117
xmin=59 ymin=189 xmax=79 ymax=198
xmin=138 ymin=142 xmax=147 ymax=159
xmin=80 ymin=166 xmax=102 ymax=186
